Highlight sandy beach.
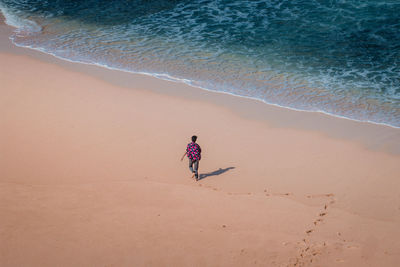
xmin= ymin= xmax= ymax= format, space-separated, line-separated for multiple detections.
xmin=1 ymin=15 xmax=400 ymax=267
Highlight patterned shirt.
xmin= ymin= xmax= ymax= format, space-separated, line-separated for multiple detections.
xmin=186 ymin=142 xmax=201 ymax=161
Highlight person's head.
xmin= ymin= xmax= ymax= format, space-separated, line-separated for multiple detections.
xmin=191 ymin=135 xmax=197 ymax=142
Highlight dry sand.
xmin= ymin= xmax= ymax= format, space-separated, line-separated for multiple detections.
xmin=1 ymin=19 xmax=400 ymax=266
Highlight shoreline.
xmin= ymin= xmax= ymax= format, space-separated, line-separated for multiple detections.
xmin=1 ymin=12 xmax=400 ymax=267
xmin=1 ymin=8 xmax=399 ymax=133
xmin=0 ymin=14 xmax=399 ymax=155
xmin=8 ymin=35 xmax=400 ymax=131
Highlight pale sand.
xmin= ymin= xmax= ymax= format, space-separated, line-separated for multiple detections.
xmin=1 ymin=20 xmax=400 ymax=266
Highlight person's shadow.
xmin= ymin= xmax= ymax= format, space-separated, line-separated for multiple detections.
xmin=198 ymin=167 xmax=235 ymax=180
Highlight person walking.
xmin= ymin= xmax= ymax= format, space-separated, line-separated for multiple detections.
xmin=181 ymin=135 xmax=202 ymax=181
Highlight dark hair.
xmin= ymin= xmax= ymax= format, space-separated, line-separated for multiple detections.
xmin=191 ymin=135 xmax=197 ymax=142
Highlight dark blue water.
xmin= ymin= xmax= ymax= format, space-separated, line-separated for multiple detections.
xmin=1 ymin=0 xmax=399 ymax=127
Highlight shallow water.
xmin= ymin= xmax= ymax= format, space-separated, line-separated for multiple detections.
xmin=1 ymin=0 xmax=399 ymax=127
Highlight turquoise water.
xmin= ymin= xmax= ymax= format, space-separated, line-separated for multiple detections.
xmin=1 ymin=0 xmax=399 ymax=127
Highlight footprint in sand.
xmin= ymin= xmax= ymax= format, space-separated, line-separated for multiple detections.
xmin=313 ymin=218 xmax=323 ymax=225
xmin=272 ymin=192 xmax=292 ymax=196
xmin=307 ymin=193 xmax=335 ymax=198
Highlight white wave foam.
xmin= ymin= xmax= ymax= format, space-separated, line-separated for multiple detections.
xmin=6 ymin=33 xmax=400 ymax=130
xmin=0 ymin=4 xmax=41 ymax=33
xmin=1 ymin=0 xmax=398 ymax=129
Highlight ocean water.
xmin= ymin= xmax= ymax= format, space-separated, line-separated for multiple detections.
xmin=1 ymin=0 xmax=399 ymax=127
